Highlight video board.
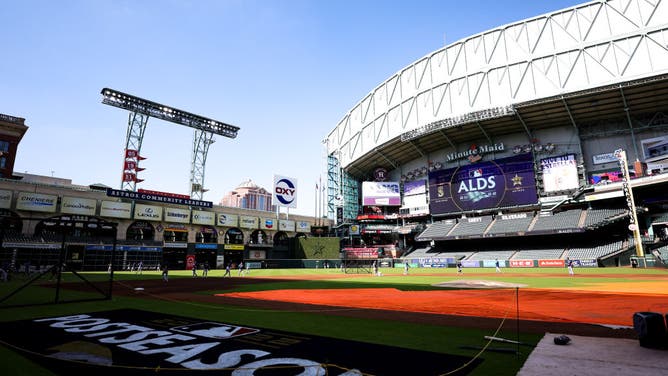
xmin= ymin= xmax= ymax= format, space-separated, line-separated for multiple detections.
xmin=428 ymin=153 xmax=537 ymax=215
xmin=540 ymin=154 xmax=579 ymax=192
xmin=362 ymin=181 xmax=401 ymax=206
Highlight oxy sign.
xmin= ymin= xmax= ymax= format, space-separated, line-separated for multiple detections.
xmin=273 ymin=175 xmax=297 ymax=208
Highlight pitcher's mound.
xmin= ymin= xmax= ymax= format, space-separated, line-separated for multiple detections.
xmin=433 ymin=280 xmax=528 ymax=288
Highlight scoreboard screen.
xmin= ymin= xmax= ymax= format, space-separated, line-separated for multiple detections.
xmin=428 ymin=153 xmax=537 ymax=215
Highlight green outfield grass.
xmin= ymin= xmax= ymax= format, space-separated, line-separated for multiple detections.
xmin=1 ymin=266 xmax=666 ymax=376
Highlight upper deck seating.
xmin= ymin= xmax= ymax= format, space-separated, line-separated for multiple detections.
xmin=531 ymin=209 xmax=582 ymax=232
xmin=448 ymin=216 xmax=493 ymax=237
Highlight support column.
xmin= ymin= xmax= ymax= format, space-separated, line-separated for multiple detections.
xmin=121 ymin=112 xmax=149 ymax=192
xmin=190 ymin=129 xmax=215 ymax=200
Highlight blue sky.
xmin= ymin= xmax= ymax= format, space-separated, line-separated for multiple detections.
xmin=1 ymin=0 xmax=583 ymax=216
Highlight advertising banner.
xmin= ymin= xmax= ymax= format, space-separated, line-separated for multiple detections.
xmin=461 ymin=260 xmax=480 ymax=268
xmin=362 ymin=181 xmax=400 ymax=206
xmin=16 ymin=192 xmax=57 ymax=213
xmin=296 ymin=220 xmax=311 ymax=233
xmin=138 ymin=189 xmax=189 ymax=199
xmin=134 ymin=204 xmax=163 ymax=221
xmin=192 ymin=211 xmax=215 ymax=225
xmin=164 ymin=207 xmax=191 ymax=224
xmin=403 ymin=179 xmax=427 ymax=195
xmin=509 ymin=259 xmax=535 ymax=268
xmin=260 ymin=218 xmax=275 ymax=230
xmin=60 ymin=196 xmax=97 ymax=216
xmin=482 ymin=260 xmax=506 ymax=268
xmin=593 ymin=152 xmax=618 ymax=165
xmin=100 ymin=201 xmax=132 ymax=219
xmin=538 ymin=259 xmax=565 ymax=267
xmin=0 ymin=189 xmax=12 ymax=209
xmin=273 ymin=175 xmax=298 ymax=208
xmin=217 ymin=213 xmax=239 ymax=227
xmin=577 ymin=259 xmax=597 ymax=267
xmin=589 ymin=171 xmax=623 ymax=185
xmin=224 ymin=244 xmax=245 ymax=250
xmin=61 ymin=196 xmax=97 ymax=216
xmin=249 ymin=250 xmax=266 ymax=260
xmin=428 ymin=153 xmax=537 ymax=215
xmin=240 ymin=216 xmax=259 ymax=229
xmin=279 ymin=220 xmax=296 ymax=232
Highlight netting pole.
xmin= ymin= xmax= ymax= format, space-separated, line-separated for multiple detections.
xmin=107 ymin=227 xmax=118 ymax=300
xmin=516 ymin=287 xmax=520 ymax=359
xmin=54 ymin=231 xmax=67 ymax=304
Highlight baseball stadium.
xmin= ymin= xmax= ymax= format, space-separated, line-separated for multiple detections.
xmin=2 ymin=0 xmax=668 ymax=375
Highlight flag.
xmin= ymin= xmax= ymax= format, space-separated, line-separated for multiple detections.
xmin=122 ymin=172 xmax=144 ymax=182
xmin=125 ymin=149 xmax=147 ymax=160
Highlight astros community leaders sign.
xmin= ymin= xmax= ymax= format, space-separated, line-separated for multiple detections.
xmin=106 ymin=188 xmax=212 ymax=208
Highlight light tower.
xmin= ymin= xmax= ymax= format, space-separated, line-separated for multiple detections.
xmin=101 ymin=88 xmax=240 ymax=199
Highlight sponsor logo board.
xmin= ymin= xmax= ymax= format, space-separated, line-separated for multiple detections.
xmin=273 ymin=175 xmax=298 ymax=208
xmin=509 ymin=260 xmax=535 ymax=268
xmin=100 ymin=201 xmax=132 ymax=219
xmin=16 ymin=192 xmax=57 ymax=213
xmin=538 ymin=259 xmax=565 ymax=267
xmin=0 ymin=189 xmax=12 ymax=209
xmin=61 ymin=196 xmax=97 ymax=216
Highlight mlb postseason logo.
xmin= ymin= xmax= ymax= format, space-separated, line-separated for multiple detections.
xmin=273 ymin=175 xmax=298 ymax=208
xmin=0 ymin=309 xmax=480 ymax=375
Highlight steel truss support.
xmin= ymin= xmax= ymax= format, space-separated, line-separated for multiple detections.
xmin=475 ymin=121 xmax=493 ymax=144
xmin=514 ymin=110 xmax=534 ymax=141
xmin=374 ymin=149 xmax=398 ymax=169
xmin=408 ymin=140 xmax=425 ymax=157
xmin=122 ymin=112 xmax=149 ymax=191
xmin=190 ymin=130 xmax=215 ymax=200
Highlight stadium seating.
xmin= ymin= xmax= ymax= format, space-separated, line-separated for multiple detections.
xmin=467 ymin=250 xmax=516 ymax=261
xmin=431 ymin=251 xmax=474 ymax=260
xmin=512 ymin=248 xmax=566 ymax=260
xmin=530 ymin=209 xmax=583 ymax=232
xmin=448 ymin=216 xmax=493 ymax=237
xmin=485 ymin=213 xmax=534 ymax=235
xmin=583 ymin=208 xmax=628 ymax=228
xmin=566 ymin=240 xmax=624 ymax=260
xmin=415 ymin=220 xmax=456 ymax=240
xmin=405 ymin=247 xmax=434 ymax=258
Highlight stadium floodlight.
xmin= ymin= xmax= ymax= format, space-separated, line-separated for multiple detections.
xmin=101 ymin=88 xmax=239 ymax=138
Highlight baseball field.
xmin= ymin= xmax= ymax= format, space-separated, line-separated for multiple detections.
xmin=1 ymin=265 xmax=667 ymax=375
